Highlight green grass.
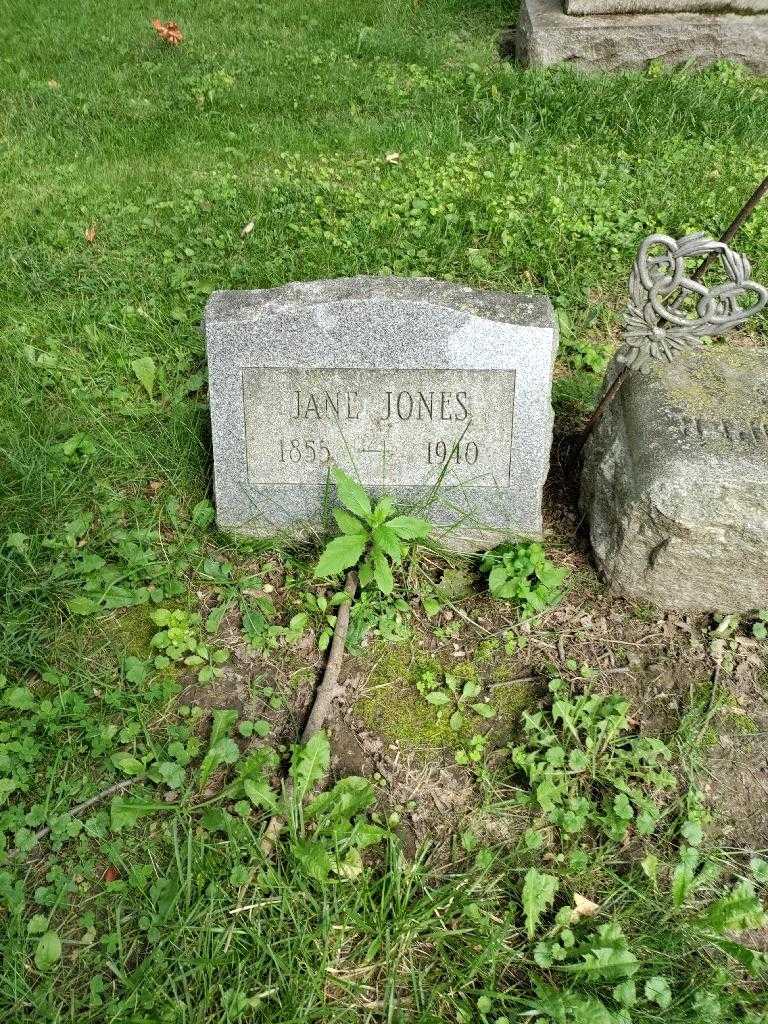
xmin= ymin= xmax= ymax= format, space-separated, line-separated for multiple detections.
xmin=2 ymin=829 xmax=763 ymax=1023
xmin=3 ymin=0 xmax=768 ymax=562
xmin=1 ymin=0 xmax=768 ymax=1019
xmin=3 ymin=684 xmax=767 ymax=1023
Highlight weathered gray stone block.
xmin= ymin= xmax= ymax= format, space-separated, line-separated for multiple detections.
xmin=205 ymin=276 xmax=558 ymax=546
xmin=514 ymin=0 xmax=768 ymax=73
xmin=581 ymin=347 xmax=768 ymax=612
xmin=565 ymin=0 xmax=768 ymax=16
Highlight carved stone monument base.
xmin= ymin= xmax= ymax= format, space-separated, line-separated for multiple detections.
xmin=513 ymin=0 xmax=768 ymax=73
xmin=580 ymin=348 xmax=768 ymax=612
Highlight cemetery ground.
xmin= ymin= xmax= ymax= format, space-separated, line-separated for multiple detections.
xmin=2 ymin=0 xmax=768 ymax=1021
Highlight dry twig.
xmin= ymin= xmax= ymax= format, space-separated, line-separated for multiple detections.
xmin=260 ymin=570 xmax=358 ymax=855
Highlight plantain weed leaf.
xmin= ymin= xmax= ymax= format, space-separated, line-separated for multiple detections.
xmin=34 ymin=931 xmax=61 ymax=972
xmin=110 ymin=752 xmax=144 ymax=776
xmin=425 ymin=690 xmax=450 ymax=706
xmin=130 ymin=356 xmax=156 ymax=399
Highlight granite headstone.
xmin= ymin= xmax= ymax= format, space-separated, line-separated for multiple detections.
xmin=204 ymin=276 xmax=558 ymax=546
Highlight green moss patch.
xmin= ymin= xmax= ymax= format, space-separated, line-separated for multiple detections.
xmin=354 ymin=647 xmax=539 ymax=753
xmin=354 ymin=650 xmax=455 ymax=750
xmin=100 ymin=603 xmax=158 ymax=660
xmin=491 ymin=674 xmax=539 ymax=731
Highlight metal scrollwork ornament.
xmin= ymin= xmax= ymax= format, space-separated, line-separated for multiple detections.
xmin=617 ymin=232 xmax=768 ymax=374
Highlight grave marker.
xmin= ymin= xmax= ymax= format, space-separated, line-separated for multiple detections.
xmin=205 ymin=276 xmax=557 ymax=544
xmin=580 ymin=231 xmax=768 ymax=612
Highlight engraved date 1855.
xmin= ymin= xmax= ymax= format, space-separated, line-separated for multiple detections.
xmin=278 ymin=438 xmax=331 ymax=464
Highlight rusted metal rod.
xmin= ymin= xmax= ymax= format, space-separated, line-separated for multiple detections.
xmin=690 ymin=175 xmax=768 ymax=285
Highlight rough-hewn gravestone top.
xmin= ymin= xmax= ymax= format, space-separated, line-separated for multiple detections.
xmin=581 ymin=347 xmax=768 ymax=612
xmin=205 ymin=276 xmax=558 ymax=545
xmin=565 ymin=0 xmax=767 ymax=15
xmin=514 ymin=0 xmax=768 ymax=73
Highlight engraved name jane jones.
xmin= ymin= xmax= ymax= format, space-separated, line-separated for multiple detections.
xmin=242 ymin=367 xmax=517 ymax=490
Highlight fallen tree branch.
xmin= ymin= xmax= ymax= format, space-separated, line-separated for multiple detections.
xmin=34 ymin=777 xmax=144 ymax=843
xmin=11 ymin=776 xmax=145 ymax=860
xmin=261 ymin=569 xmax=358 ymax=855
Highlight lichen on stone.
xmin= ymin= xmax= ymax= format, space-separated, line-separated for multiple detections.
xmin=657 ymin=347 xmax=768 ymax=423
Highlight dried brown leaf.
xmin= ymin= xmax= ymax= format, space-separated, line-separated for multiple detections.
xmin=571 ymin=892 xmax=600 ymax=921
xmin=151 ymin=19 xmax=183 ymax=45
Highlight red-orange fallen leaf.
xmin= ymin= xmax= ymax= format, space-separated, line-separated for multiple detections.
xmin=103 ymin=865 xmax=120 ymax=883
xmin=84 ymin=224 xmax=97 ymax=243
xmin=151 ymin=19 xmax=183 ymax=45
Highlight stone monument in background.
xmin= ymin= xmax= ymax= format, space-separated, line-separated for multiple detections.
xmin=513 ymin=0 xmax=768 ymax=72
xmin=581 ymin=232 xmax=768 ymax=612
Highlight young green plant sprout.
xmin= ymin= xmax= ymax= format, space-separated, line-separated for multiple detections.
xmin=314 ymin=468 xmax=432 ymax=594
xmin=416 ymin=669 xmax=496 ymax=766
xmin=480 ymin=541 xmax=567 ymax=615
xmin=417 ymin=669 xmax=495 ymax=734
